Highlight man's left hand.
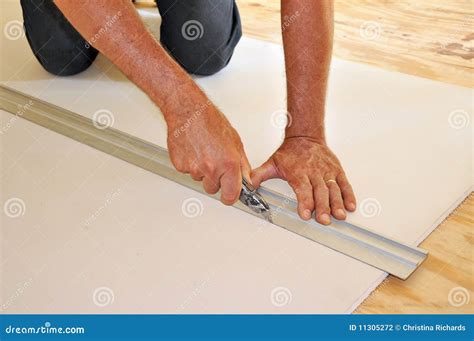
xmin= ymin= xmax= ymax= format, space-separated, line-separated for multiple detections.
xmin=251 ymin=136 xmax=356 ymax=225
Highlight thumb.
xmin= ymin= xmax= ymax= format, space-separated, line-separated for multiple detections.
xmin=251 ymin=159 xmax=279 ymax=188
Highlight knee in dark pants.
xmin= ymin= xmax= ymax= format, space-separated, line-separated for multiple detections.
xmin=20 ymin=0 xmax=98 ymax=76
xmin=156 ymin=0 xmax=242 ymax=76
xmin=29 ymin=41 xmax=98 ymax=77
xmin=170 ymin=34 xmax=238 ymax=76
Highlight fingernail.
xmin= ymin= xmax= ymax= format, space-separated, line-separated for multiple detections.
xmin=303 ymin=209 xmax=311 ymax=220
xmin=337 ymin=209 xmax=346 ymax=219
xmin=348 ymin=202 xmax=356 ymax=211
xmin=320 ymin=213 xmax=331 ymax=225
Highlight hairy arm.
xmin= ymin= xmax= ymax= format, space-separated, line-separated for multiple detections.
xmin=54 ymin=0 xmax=250 ymax=204
xmin=252 ymin=0 xmax=356 ymax=224
xmin=55 ymin=0 xmax=200 ymax=121
xmin=282 ymin=0 xmax=332 ymax=142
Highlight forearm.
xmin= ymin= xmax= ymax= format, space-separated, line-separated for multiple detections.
xmin=281 ymin=0 xmax=333 ymax=143
xmin=54 ymin=0 xmax=208 ymax=123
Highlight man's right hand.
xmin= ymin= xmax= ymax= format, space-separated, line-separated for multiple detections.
xmin=167 ymin=101 xmax=251 ymax=205
xmin=52 ymin=1 xmax=250 ymax=205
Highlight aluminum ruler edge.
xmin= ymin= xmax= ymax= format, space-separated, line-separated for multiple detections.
xmin=0 ymin=85 xmax=428 ymax=279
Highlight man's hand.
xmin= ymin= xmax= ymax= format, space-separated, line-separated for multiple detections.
xmin=53 ymin=0 xmax=250 ymax=206
xmin=251 ymin=136 xmax=356 ymax=225
xmin=273 ymin=1 xmax=355 ymax=224
xmin=167 ymin=104 xmax=251 ymax=205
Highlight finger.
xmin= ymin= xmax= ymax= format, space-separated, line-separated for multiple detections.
xmin=240 ymin=153 xmax=252 ymax=185
xmin=311 ymin=176 xmax=331 ymax=225
xmin=288 ymin=177 xmax=314 ymax=220
xmin=326 ymin=179 xmax=346 ymax=220
xmin=168 ymin=152 xmax=187 ymax=174
xmin=203 ymin=176 xmax=220 ymax=195
xmin=189 ymin=165 xmax=204 ymax=182
xmin=337 ymin=173 xmax=356 ymax=211
xmin=219 ymin=163 xmax=242 ymax=205
xmin=250 ymin=159 xmax=279 ymax=188
xmin=190 ymin=173 xmax=204 ymax=181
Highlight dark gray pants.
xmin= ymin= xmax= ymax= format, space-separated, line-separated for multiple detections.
xmin=20 ymin=0 xmax=242 ymax=76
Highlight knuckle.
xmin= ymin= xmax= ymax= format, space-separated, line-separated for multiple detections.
xmin=297 ymin=189 xmax=311 ymax=201
xmin=324 ymin=172 xmax=336 ymax=180
xmin=319 ymin=207 xmax=330 ymax=215
xmin=202 ymin=159 xmax=216 ymax=175
xmin=288 ymin=178 xmax=300 ymax=189
xmin=330 ymin=198 xmax=342 ymax=207
xmin=345 ymin=183 xmax=354 ymax=191
xmin=342 ymin=185 xmax=354 ymax=195
xmin=317 ymin=186 xmax=329 ymax=197
xmin=222 ymin=158 xmax=239 ymax=171
xmin=341 ymin=184 xmax=352 ymax=193
xmin=316 ymin=200 xmax=330 ymax=212
xmin=190 ymin=163 xmax=201 ymax=175
xmin=289 ymin=177 xmax=309 ymax=190
xmin=293 ymin=170 xmax=306 ymax=178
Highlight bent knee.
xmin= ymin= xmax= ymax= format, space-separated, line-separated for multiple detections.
xmin=20 ymin=0 xmax=98 ymax=76
xmin=158 ymin=1 xmax=242 ymax=75
xmin=169 ymin=42 xmax=238 ymax=76
xmin=35 ymin=47 xmax=98 ymax=76
xmin=162 ymin=24 xmax=241 ymax=75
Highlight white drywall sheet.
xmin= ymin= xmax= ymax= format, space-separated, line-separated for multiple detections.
xmin=1 ymin=1 xmax=472 ymax=313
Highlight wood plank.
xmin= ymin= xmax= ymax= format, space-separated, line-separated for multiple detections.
xmin=356 ymin=194 xmax=474 ymax=314
xmin=235 ymin=0 xmax=473 ymax=88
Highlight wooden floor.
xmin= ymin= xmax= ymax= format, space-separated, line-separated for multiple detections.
xmin=235 ymin=0 xmax=473 ymax=314
xmin=357 ymin=194 xmax=473 ymax=314
xmin=236 ymin=0 xmax=473 ymax=88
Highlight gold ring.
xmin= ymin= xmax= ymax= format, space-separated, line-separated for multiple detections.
xmin=325 ymin=179 xmax=337 ymax=185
